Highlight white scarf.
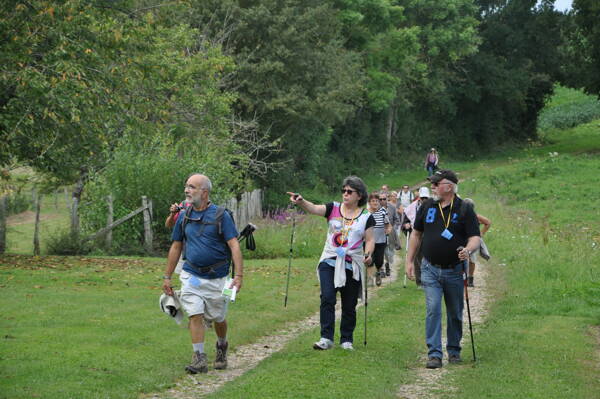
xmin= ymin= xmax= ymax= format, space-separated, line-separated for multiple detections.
xmin=319 ymin=242 xmax=365 ymax=288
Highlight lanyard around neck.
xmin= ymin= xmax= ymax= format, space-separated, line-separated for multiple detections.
xmin=438 ymin=198 xmax=454 ymax=229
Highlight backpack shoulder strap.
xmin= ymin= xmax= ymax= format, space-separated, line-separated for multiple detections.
xmin=214 ymin=206 xmax=226 ymax=235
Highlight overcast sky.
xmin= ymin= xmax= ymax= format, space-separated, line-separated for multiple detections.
xmin=553 ymin=0 xmax=573 ymax=11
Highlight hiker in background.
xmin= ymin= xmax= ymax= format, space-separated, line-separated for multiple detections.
xmin=389 ymin=191 xmax=403 ymax=250
xmin=381 ymin=184 xmax=390 ymax=193
xmin=462 ymin=198 xmax=491 ymax=288
xmin=367 ymin=192 xmax=391 ymax=286
xmin=397 ymin=185 xmax=415 ymax=209
xmin=402 ymin=187 xmax=430 ymax=287
xmin=406 ymin=169 xmax=480 ymax=369
xmin=381 ymin=192 xmax=400 ymax=277
xmin=162 ymin=173 xmax=243 ymax=374
xmin=287 ymin=176 xmax=375 ymax=351
xmin=424 ymin=148 xmax=439 ymax=176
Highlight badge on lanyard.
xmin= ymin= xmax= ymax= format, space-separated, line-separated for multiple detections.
xmin=438 ymin=199 xmax=454 ymax=241
xmin=441 ymin=228 xmax=453 ymax=240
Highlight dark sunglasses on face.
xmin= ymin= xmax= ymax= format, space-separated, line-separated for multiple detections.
xmin=341 ymin=189 xmax=356 ymax=195
xmin=379 ymin=197 xmax=387 ymax=201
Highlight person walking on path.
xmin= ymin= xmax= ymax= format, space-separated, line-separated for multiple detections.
xmin=405 ymin=170 xmax=480 ymax=368
xmin=162 ymin=173 xmax=244 ymax=374
xmin=389 ymin=191 xmax=403 ymax=250
xmin=287 ymin=176 xmax=375 ymax=351
xmin=397 ymin=185 xmax=415 ymax=209
xmin=401 ymin=187 xmax=430 ymax=287
xmin=367 ymin=192 xmax=391 ymax=286
xmin=424 ymin=148 xmax=439 ymax=176
xmin=381 ymin=192 xmax=400 ymax=277
xmin=462 ymin=198 xmax=491 ymax=288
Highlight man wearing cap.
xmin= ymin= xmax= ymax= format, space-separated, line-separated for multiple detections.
xmin=405 ymin=169 xmax=480 ymax=368
xmin=401 ymin=186 xmax=430 ymax=286
xmin=162 ymin=173 xmax=244 ymax=374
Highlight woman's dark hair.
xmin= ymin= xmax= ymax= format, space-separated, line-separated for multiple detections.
xmin=368 ymin=192 xmax=380 ymax=202
xmin=341 ymin=176 xmax=368 ymax=207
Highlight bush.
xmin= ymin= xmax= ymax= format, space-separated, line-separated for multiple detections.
xmin=46 ymin=229 xmax=92 ymax=256
xmin=6 ymin=191 xmax=30 ymax=215
xmin=538 ymin=95 xmax=600 ymax=132
xmin=80 ymin=133 xmax=244 ymax=255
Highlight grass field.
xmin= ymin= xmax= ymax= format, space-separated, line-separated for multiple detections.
xmin=1 ymin=88 xmax=599 ymax=398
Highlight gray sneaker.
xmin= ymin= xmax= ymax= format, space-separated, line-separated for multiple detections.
xmin=448 ymin=354 xmax=462 ymax=364
xmin=186 ymin=352 xmax=208 ymax=374
xmin=426 ymin=357 xmax=442 ymax=369
xmin=214 ymin=341 xmax=228 ymax=370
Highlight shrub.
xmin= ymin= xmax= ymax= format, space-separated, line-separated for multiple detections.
xmin=46 ymin=229 xmax=92 ymax=255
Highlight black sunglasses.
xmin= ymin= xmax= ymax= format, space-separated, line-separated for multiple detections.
xmin=341 ymin=189 xmax=356 ymax=195
xmin=378 ymin=197 xmax=387 ymax=200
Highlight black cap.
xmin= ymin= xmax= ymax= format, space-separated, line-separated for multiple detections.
xmin=427 ymin=169 xmax=458 ymax=184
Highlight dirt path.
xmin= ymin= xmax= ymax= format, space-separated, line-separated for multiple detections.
xmin=396 ymin=261 xmax=491 ymax=399
xmin=146 ymin=258 xmax=402 ymax=399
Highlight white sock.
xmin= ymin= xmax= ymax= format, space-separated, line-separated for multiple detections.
xmin=192 ymin=342 xmax=204 ymax=353
xmin=217 ymin=336 xmax=227 ymax=346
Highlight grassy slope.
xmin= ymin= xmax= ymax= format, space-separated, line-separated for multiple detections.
xmin=207 ymin=94 xmax=600 ymax=398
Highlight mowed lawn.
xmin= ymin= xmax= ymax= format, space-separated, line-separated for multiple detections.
xmin=0 ymin=255 xmax=322 ymax=399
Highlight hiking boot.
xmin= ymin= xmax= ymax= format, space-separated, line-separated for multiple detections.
xmin=313 ymin=337 xmax=334 ymax=350
xmin=375 ymin=271 xmax=382 ymax=286
xmin=214 ymin=341 xmax=228 ymax=370
xmin=448 ymin=354 xmax=462 ymax=364
xmin=468 ymin=276 xmax=474 ymax=288
xmin=185 ymin=352 xmax=208 ymax=374
xmin=385 ymin=263 xmax=390 ymax=276
xmin=340 ymin=341 xmax=354 ymax=351
xmin=426 ymin=357 xmax=442 ymax=369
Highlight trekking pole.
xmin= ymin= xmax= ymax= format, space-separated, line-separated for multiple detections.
xmin=283 ymin=208 xmax=296 ymax=307
xmin=458 ymin=246 xmax=476 ymax=361
xmin=403 ymin=231 xmax=410 ymax=288
xmin=363 ymin=262 xmax=368 ymax=346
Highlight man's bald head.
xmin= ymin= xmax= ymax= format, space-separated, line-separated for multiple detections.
xmin=186 ymin=173 xmax=212 ymax=192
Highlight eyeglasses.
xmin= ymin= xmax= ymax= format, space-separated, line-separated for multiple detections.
xmin=431 ymin=182 xmax=452 ymax=187
xmin=184 ymin=184 xmax=208 ymax=191
xmin=378 ymin=198 xmax=387 ymax=201
xmin=341 ymin=189 xmax=356 ymax=195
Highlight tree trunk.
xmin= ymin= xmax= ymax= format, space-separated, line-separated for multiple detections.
xmin=0 ymin=196 xmax=7 ymax=254
xmin=33 ymin=193 xmax=41 ymax=255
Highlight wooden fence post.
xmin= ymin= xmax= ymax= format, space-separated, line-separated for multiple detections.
xmin=64 ymin=187 xmax=71 ymax=212
xmin=106 ymin=194 xmax=113 ymax=248
xmin=71 ymin=196 xmax=79 ymax=236
xmin=142 ymin=196 xmax=153 ymax=254
xmin=0 ymin=196 xmax=7 ymax=254
xmin=33 ymin=193 xmax=41 ymax=255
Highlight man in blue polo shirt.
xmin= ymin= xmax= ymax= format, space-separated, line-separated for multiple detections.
xmin=405 ymin=169 xmax=480 ymax=369
xmin=162 ymin=173 xmax=243 ymax=374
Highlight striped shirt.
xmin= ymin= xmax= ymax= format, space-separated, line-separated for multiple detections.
xmin=370 ymin=207 xmax=389 ymax=244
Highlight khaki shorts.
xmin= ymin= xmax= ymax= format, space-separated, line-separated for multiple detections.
xmin=179 ymin=271 xmax=229 ymax=322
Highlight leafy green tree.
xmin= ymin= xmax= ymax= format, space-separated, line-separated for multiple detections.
xmin=570 ymin=0 xmax=600 ymax=96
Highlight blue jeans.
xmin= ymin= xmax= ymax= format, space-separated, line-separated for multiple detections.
xmin=421 ymin=258 xmax=465 ymax=359
xmin=318 ymin=262 xmax=361 ymax=344
xmin=427 ymin=164 xmax=436 ymax=176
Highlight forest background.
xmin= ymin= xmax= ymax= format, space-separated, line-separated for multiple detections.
xmin=1 ymin=0 xmax=600 ymax=254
